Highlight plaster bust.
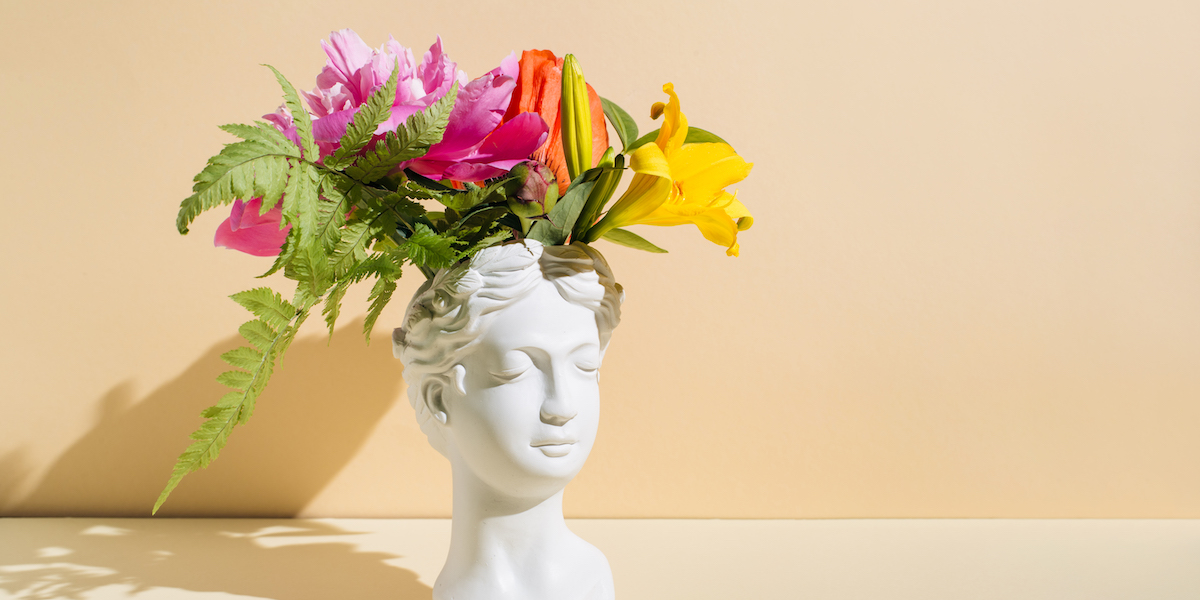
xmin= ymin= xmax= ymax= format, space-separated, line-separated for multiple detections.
xmin=395 ymin=239 xmax=623 ymax=600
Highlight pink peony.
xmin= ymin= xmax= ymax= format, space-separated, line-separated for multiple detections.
xmin=304 ymin=30 xmax=548 ymax=179
xmin=214 ymin=198 xmax=290 ymax=256
xmin=403 ymin=53 xmax=549 ymax=182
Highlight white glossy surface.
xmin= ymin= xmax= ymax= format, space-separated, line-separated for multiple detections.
xmin=1 ymin=519 xmax=1197 ymax=599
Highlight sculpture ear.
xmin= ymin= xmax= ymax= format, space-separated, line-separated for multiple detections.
xmin=421 ymin=378 xmax=449 ymax=425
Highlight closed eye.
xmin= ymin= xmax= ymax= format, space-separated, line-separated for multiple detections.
xmin=492 ymin=366 xmax=531 ymax=383
xmin=576 ymin=363 xmax=600 ymax=373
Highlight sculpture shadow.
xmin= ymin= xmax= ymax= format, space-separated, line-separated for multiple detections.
xmin=3 ymin=319 xmax=405 ymax=517
xmin=0 ymin=518 xmax=433 ymax=599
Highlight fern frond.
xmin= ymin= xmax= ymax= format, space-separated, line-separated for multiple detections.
xmin=364 ymin=274 xmax=398 ymax=343
xmin=219 ymin=121 xmax=294 ymax=153
xmin=344 ymin=82 xmax=458 ymax=184
xmin=281 ymin=162 xmax=320 ymax=243
xmin=237 ymin=319 xmax=278 ymax=352
xmin=403 ymin=223 xmax=461 ymax=270
xmin=266 ymin=65 xmax=319 ymax=160
xmin=328 ymin=220 xmax=372 ymax=278
xmin=230 ymin=288 xmax=295 ymax=331
xmin=284 ymin=241 xmax=332 ymax=300
xmin=154 ymin=296 xmax=307 ymax=515
xmin=216 ymin=370 xmax=254 ymax=391
xmin=259 ymin=225 xmax=299 ymax=279
xmin=322 ymin=279 xmax=351 ymax=337
xmin=177 ymin=144 xmax=294 ymax=235
xmin=325 ymin=61 xmax=399 ymax=169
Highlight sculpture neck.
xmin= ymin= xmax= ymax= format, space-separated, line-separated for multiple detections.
xmin=442 ymin=465 xmax=572 ymax=590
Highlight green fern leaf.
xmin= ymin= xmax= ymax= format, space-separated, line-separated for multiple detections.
xmin=322 ymin=279 xmax=351 ymax=337
xmin=403 ymin=223 xmax=461 ymax=270
xmin=221 ymin=347 xmax=264 ymax=371
xmin=325 ymin=61 xmax=399 ymax=168
xmin=314 ymin=174 xmax=353 ymax=253
xmin=281 ymin=162 xmax=321 ymax=243
xmin=258 ymin=225 xmax=299 ymax=279
xmin=284 ymin=241 xmax=332 ymax=300
xmin=364 ymin=275 xmax=398 ymax=343
xmin=230 ymin=288 xmax=296 ymax=330
xmin=344 ymin=82 xmax=458 ymax=184
xmin=328 ymin=220 xmax=372 ymax=277
xmin=218 ymin=121 xmax=294 ymax=153
xmin=216 ymin=370 xmax=254 ymax=391
xmin=266 ymin=65 xmax=319 ymax=160
xmin=177 ymin=142 xmax=295 ymax=235
xmin=237 ymin=319 xmax=278 ymax=352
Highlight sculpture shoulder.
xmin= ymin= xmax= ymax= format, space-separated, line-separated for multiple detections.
xmin=564 ymin=534 xmax=615 ymax=600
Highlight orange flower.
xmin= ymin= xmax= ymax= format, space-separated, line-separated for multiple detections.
xmin=501 ymin=50 xmax=608 ymax=194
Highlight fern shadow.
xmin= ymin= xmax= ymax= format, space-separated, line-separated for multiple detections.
xmin=6 ymin=318 xmax=405 ymax=517
xmin=0 ymin=518 xmax=433 ymax=599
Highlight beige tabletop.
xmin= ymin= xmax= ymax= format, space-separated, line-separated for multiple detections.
xmin=1 ymin=518 xmax=1196 ymax=599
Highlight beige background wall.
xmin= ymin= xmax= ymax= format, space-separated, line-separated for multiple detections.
xmin=1 ymin=0 xmax=1197 ymax=518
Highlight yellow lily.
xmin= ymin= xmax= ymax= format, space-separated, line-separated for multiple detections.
xmin=586 ymin=83 xmax=753 ymax=256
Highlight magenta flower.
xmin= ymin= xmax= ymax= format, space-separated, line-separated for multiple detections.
xmin=214 ymin=198 xmax=290 ymax=256
xmin=304 ymin=30 xmax=467 ymax=158
xmin=403 ymin=53 xmax=549 ymax=182
xmin=303 ymin=30 xmax=548 ymax=180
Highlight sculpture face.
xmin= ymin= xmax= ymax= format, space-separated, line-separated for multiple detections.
xmin=442 ymin=279 xmax=603 ymax=499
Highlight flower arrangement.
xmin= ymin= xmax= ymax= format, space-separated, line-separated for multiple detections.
xmin=157 ymin=30 xmax=753 ymax=513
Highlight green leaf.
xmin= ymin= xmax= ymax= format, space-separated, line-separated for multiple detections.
xmin=600 ymin=227 xmax=669 ymax=253
xmin=626 ymin=126 xmax=730 ymax=152
xmin=284 ymin=241 xmax=332 ymax=300
xmin=344 ymin=82 xmax=458 ymax=184
xmin=230 ymin=288 xmax=296 ymax=330
xmin=177 ymin=142 xmax=294 ymax=235
xmin=259 ymin=225 xmax=299 ymax=279
xmin=154 ymin=297 xmax=307 ymax=514
xmin=325 ymin=59 xmax=399 ymax=168
xmin=216 ymin=370 xmax=254 ymax=391
xmin=364 ymin=275 xmax=397 ymax=343
xmin=321 ymin=279 xmax=351 ymax=338
xmin=220 ymin=346 xmax=264 ymax=371
xmin=462 ymin=229 xmax=513 ymax=257
xmin=402 ymin=223 xmax=461 ymax=270
xmin=281 ymin=162 xmax=320 ymax=243
xmin=266 ymin=65 xmax=319 ymax=160
xmin=327 ymin=220 xmax=372 ymax=278
xmin=527 ymin=168 xmax=602 ymax=246
xmin=238 ymin=319 xmax=278 ymax=352
xmin=600 ymin=97 xmax=638 ymax=151
xmin=219 ymin=121 xmax=295 ymax=153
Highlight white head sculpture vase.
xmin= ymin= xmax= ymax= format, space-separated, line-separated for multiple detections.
xmin=394 ymin=239 xmax=623 ymax=600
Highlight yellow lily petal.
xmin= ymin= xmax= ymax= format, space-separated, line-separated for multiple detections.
xmin=626 ymin=141 xmax=671 ymax=180
xmin=588 ymin=174 xmax=672 ymax=238
xmin=654 ymin=83 xmax=688 ymax=155
xmin=722 ymin=193 xmax=754 ymax=230
xmin=637 ymin=202 xmax=742 ymax=256
xmin=673 ymin=146 xmax=753 ymax=207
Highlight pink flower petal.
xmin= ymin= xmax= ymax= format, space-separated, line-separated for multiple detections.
xmin=428 ymin=64 xmax=517 ymax=158
xmin=215 ymin=199 xmax=290 ymax=257
xmin=467 ymin=112 xmax=550 ymax=164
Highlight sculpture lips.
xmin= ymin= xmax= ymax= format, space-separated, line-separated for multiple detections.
xmin=532 ymin=440 xmax=576 ymax=457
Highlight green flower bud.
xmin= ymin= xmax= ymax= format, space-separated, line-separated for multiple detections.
xmin=507 ymin=160 xmax=560 ymax=224
xmin=560 ymin=54 xmax=592 ymax=181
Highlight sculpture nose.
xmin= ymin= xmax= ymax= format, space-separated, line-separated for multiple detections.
xmin=540 ymin=369 xmax=577 ymax=427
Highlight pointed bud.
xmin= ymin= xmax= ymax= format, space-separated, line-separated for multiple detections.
xmin=506 ymin=160 xmax=560 ymax=220
xmin=560 ymin=54 xmax=593 ymax=181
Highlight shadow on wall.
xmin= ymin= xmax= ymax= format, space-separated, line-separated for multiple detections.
xmin=0 ymin=518 xmax=433 ymax=599
xmin=2 ymin=319 xmax=406 ymax=517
